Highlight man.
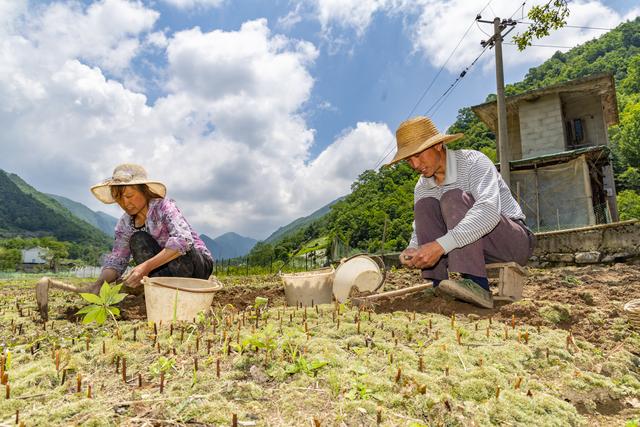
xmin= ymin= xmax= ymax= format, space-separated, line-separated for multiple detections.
xmin=387 ymin=116 xmax=535 ymax=308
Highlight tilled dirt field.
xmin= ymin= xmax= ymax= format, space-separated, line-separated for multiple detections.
xmin=12 ymin=262 xmax=636 ymax=426
xmin=117 ymin=262 xmax=640 ymax=353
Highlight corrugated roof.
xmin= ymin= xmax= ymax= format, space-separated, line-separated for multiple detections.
xmin=507 ymin=145 xmax=610 ymax=170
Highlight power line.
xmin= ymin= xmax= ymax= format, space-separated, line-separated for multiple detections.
xmin=476 ymin=20 xmax=491 ymax=37
xmin=516 ymin=20 xmax=613 ymax=31
xmin=373 ymin=44 xmax=491 ymax=169
xmin=426 ymin=44 xmax=490 ymax=117
xmin=373 ymin=1 xmax=496 ymax=170
xmin=406 ymin=0 xmax=494 ymax=118
xmin=505 ymin=41 xmax=575 ymax=49
xmin=509 ymin=2 xmax=527 ymax=20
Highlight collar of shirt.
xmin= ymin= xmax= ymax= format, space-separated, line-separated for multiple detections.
xmin=421 ymin=147 xmax=458 ymax=189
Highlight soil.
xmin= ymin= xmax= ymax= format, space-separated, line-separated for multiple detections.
xmin=7 ymin=262 xmax=640 ymax=426
xmin=106 ymin=262 xmax=640 ymax=354
xmin=377 ymin=262 xmax=640 ymax=352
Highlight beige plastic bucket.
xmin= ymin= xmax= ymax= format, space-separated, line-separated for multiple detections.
xmin=280 ymin=267 xmax=334 ymax=306
xmin=333 ymin=254 xmax=385 ymax=302
xmin=143 ymin=276 xmax=223 ymax=324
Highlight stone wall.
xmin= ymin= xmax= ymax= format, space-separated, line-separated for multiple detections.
xmin=530 ymin=220 xmax=640 ymax=266
xmin=382 ymin=220 xmax=640 ymax=268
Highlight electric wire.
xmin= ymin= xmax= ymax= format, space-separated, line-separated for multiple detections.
xmin=425 ymin=44 xmax=491 ymax=117
xmin=373 ymin=43 xmax=491 ymax=169
xmin=372 ymin=1 xmax=495 ymax=170
xmin=516 ymin=20 xmax=613 ymax=31
xmin=505 ymin=41 xmax=575 ymax=49
xmin=405 ymin=0 xmax=494 ymax=119
xmin=509 ymin=2 xmax=527 ymax=20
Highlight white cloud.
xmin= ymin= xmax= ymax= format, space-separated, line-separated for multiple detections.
xmin=623 ymin=7 xmax=640 ymax=21
xmin=309 ymin=0 xmax=635 ymax=72
xmin=23 ymin=0 xmax=158 ymax=75
xmin=161 ymin=0 xmax=225 ymax=9
xmin=0 ymin=2 xmax=390 ymax=240
xmin=314 ymin=0 xmax=390 ymax=36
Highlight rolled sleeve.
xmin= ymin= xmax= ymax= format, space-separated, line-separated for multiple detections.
xmin=160 ymin=199 xmax=195 ymax=255
xmin=101 ymin=216 xmax=132 ymax=276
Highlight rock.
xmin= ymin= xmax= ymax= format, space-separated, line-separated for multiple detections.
xmin=547 ymin=253 xmax=575 ymax=263
xmin=575 ymin=251 xmax=601 ymax=264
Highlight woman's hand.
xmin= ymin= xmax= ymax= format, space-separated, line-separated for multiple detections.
xmin=404 ymin=242 xmax=445 ymax=269
xmin=124 ymin=263 xmax=149 ymax=288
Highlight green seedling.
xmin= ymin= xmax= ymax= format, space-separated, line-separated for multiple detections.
xmin=149 ymin=356 xmax=176 ymax=378
xmin=254 ymin=296 xmax=269 ymax=310
xmin=345 ymin=381 xmax=374 ymax=400
xmin=285 ymin=355 xmax=328 ymax=376
xmin=76 ymin=282 xmax=127 ymax=332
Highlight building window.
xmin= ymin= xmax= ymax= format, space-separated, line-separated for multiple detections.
xmin=566 ymin=118 xmax=585 ymax=146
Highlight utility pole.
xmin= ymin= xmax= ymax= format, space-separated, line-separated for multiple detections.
xmin=478 ymin=16 xmax=517 ymax=188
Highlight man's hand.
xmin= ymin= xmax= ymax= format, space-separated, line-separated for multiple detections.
xmin=124 ymin=263 xmax=149 ymax=288
xmin=404 ymin=242 xmax=445 ymax=269
xmin=399 ymin=248 xmax=418 ymax=266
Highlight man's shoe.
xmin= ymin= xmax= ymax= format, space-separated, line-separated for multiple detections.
xmin=438 ymin=278 xmax=494 ymax=309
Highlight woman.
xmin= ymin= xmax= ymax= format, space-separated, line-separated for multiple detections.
xmin=91 ymin=163 xmax=214 ymax=289
xmin=36 ymin=164 xmax=213 ymax=319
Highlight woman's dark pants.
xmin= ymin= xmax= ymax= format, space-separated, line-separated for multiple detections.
xmin=129 ymin=231 xmax=213 ymax=280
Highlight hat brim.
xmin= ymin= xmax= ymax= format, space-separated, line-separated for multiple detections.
xmin=385 ymin=133 xmax=463 ymax=166
xmin=90 ymin=180 xmax=167 ymax=204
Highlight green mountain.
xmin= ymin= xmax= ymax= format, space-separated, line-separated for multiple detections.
xmin=200 ymin=232 xmax=257 ymax=260
xmin=0 ymin=170 xmax=111 ymax=250
xmin=263 ymin=197 xmax=344 ymax=245
xmin=46 ymin=193 xmax=118 ymax=236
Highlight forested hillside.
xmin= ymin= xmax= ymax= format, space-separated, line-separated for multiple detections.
xmin=47 ymin=193 xmax=118 ymax=236
xmin=0 ymin=170 xmax=111 ymax=265
xmin=251 ymin=18 xmax=640 ymax=263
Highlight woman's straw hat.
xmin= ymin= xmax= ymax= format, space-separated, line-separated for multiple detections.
xmin=90 ymin=163 xmax=166 ymax=204
xmin=386 ymin=116 xmax=463 ymax=165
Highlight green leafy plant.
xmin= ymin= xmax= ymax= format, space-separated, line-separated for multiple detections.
xmin=345 ymin=381 xmax=374 ymax=401
xmin=285 ymin=355 xmax=328 ymax=376
xmin=149 ymin=356 xmax=176 ymax=378
xmin=76 ymin=282 xmax=127 ymax=328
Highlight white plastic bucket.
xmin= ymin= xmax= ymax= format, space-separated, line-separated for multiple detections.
xmin=280 ymin=267 xmax=334 ymax=306
xmin=143 ymin=276 xmax=223 ymax=324
xmin=333 ymin=255 xmax=385 ymax=302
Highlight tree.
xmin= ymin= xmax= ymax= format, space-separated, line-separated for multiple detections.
xmin=513 ymin=1 xmax=570 ymax=50
xmin=613 ymin=101 xmax=640 ymax=168
xmin=0 ymin=248 xmax=21 ymax=270
xmin=617 ymin=190 xmax=640 ymax=221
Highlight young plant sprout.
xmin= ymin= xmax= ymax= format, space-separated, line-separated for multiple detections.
xmin=76 ymin=282 xmax=127 ymax=337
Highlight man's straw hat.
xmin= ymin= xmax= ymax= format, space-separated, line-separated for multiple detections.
xmin=386 ymin=116 xmax=463 ymax=165
xmin=90 ymin=163 xmax=166 ymax=204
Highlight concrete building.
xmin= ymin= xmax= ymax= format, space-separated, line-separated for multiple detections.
xmin=21 ymin=246 xmax=49 ymax=271
xmin=472 ymin=74 xmax=619 ymax=231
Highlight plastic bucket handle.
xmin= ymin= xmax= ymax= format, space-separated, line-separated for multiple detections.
xmin=142 ymin=276 xmax=223 ymax=293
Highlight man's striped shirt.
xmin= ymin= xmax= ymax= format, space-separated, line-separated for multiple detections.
xmin=408 ymin=147 xmax=525 ymax=254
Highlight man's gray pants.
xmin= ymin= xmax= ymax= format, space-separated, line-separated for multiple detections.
xmin=415 ymin=188 xmax=536 ymax=281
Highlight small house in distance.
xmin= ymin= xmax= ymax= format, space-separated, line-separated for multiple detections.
xmin=472 ymin=74 xmax=619 ymax=231
xmin=21 ymin=246 xmax=49 ymax=271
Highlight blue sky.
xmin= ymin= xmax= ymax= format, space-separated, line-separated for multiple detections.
xmin=0 ymin=0 xmax=637 ymax=239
